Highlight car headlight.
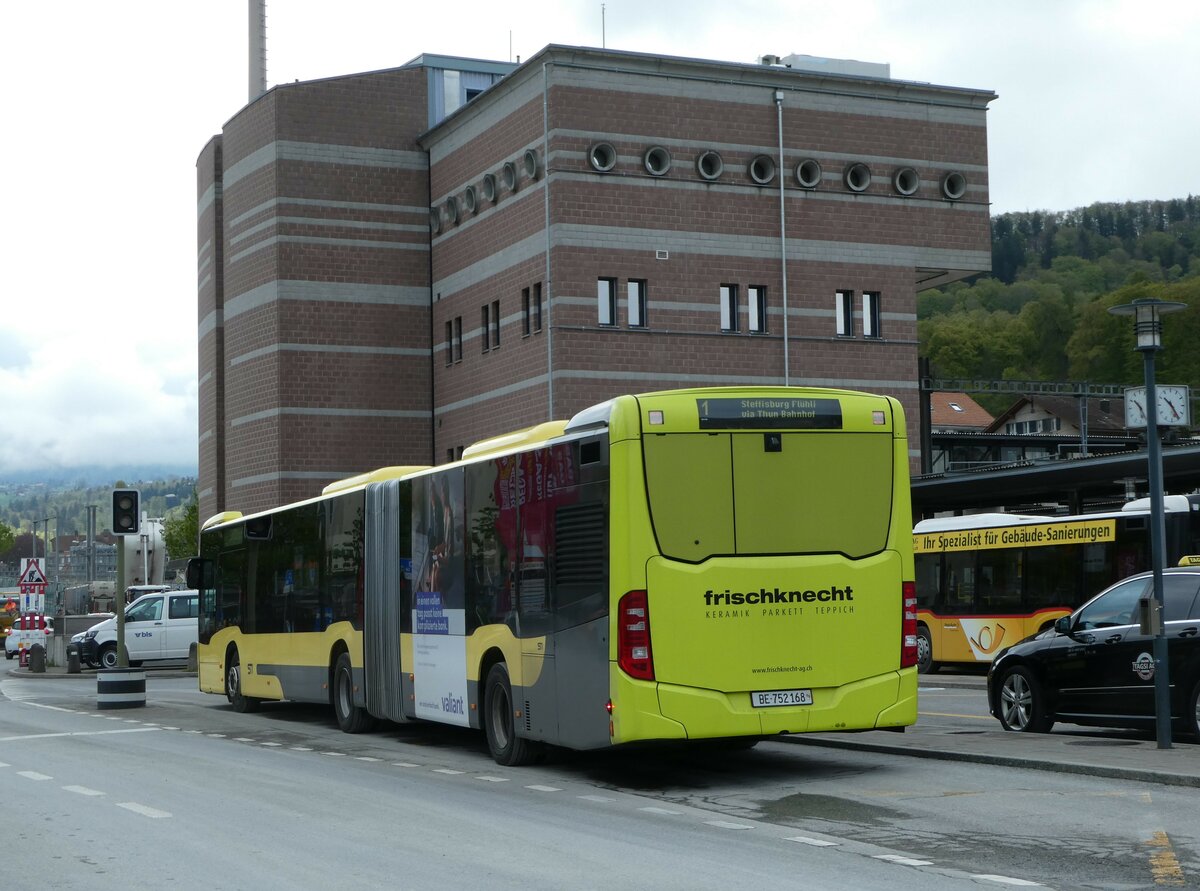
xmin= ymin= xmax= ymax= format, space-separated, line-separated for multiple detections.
xmin=83 ymin=629 xmax=98 ymax=640
xmin=72 ymin=632 xmax=86 ymax=643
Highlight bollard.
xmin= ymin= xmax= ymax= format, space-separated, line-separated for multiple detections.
xmin=97 ymin=668 xmax=146 ymax=709
xmin=19 ymin=645 xmax=28 ymax=668
xmin=29 ymin=644 xmax=46 ymax=674
xmin=66 ymin=644 xmax=81 ymax=674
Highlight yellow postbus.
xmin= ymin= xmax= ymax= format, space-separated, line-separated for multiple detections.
xmin=913 ymin=495 xmax=1200 ymax=673
xmin=190 ymin=386 xmax=917 ymax=764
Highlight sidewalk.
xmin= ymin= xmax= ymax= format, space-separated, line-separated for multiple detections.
xmin=785 ymin=671 xmax=1200 ymax=789
xmin=9 ymin=664 xmax=1197 ymax=786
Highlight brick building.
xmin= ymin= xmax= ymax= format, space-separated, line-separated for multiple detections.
xmin=197 ymin=45 xmax=995 ymax=520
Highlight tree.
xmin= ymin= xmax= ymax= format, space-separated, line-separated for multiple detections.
xmin=0 ymin=521 xmax=13 ymax=557
xmin=163 ymin=491 xmax=199 ymax=562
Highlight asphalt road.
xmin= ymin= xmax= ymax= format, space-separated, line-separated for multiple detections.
xmin=1 ymin=671 xmax=1196 ymax=889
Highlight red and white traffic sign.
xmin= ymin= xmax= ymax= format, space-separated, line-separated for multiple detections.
xmin=18 ymin=559 xmax=46 ymax=587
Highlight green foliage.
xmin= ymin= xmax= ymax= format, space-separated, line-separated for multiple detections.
xmin=163 ymin=490 xmax=200 ymax=561
xmin=0 ymin=521 xmax=13 ymax=556
xmin=921 ymin=196 xmax=1200 ymax=392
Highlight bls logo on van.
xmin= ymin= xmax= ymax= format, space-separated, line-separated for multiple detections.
xmin=134 ymin=631 xmax=154 ymax=638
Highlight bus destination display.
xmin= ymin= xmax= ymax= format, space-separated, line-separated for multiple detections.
xmin=697 ymin=397 xmax=842 ymax=430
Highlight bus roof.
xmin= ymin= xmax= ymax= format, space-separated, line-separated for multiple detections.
xmin=914 ymin=495 xmax=1196 ymax=533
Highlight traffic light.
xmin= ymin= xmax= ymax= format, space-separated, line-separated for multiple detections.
xmin=112 ymin=488 xmax=140 ymax=535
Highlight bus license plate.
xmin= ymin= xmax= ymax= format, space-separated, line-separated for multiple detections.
xmin=751 ymin=689 xmax=813 ymax=708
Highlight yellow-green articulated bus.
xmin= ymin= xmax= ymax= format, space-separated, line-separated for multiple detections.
xmin=190 ymin=386 xmax=917 ymax=765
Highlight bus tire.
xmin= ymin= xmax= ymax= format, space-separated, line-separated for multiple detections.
xmin=333 ymin=652 xmax=375 ymax=733
xmin=997 ymin=666 xmax=1052 ymax=733
xmin=98 ymin=643 xmax=119 ymax=671
xmin=484 ymin=662 xmax=542 ymax=766
xmin=226 ymin=648 xmax=260 ymax=713
xmin=916 ymin=626 xmax=939 ymax=674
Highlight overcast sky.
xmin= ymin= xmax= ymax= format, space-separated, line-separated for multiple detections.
xmin=0 ymin=0 xmax=1196 ymax=478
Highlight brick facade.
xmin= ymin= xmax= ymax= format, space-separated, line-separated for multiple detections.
xmin=198 ymin=46 xmax=995 ymax=520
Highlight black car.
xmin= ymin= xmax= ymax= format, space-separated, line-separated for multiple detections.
xmin=988 ymin=566 xmax=1200 ymax=738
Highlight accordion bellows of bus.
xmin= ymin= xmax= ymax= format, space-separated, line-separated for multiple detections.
xmin=189 ymin=386 xmax=918 ymax=765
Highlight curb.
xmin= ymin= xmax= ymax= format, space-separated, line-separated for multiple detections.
xmin=782 ymin=734 xmax=1200 ymax=789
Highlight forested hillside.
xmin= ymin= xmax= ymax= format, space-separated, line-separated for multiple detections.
xmin=0 ymin=478 xmax=196 ymax=539
xmin=920 ymin=196 xmax=1200 ymax=412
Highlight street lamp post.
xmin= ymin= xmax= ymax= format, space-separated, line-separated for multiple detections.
xmin=1108 ymin=297 xmax=1187 ymax=750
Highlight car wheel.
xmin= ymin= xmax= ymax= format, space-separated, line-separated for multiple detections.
xmin=997 ymin=666 xmax=1053 ymax=733
xmin=332 ymin=653 xmax=375 ymax=733
xmin=1186 ymin=678 xmax=1200 ymax=741
xmin=226 ymin=649 xmax=260 ymax=713
xmin=4 ymin=651 xmax=12 ymax=660
xmin=98 ymin=643 xmax=119 ymax=670
xmin=916 ymin=625 xmax=939 ymax=674
xmin=484 ymin=662 xmax=543 ymax=766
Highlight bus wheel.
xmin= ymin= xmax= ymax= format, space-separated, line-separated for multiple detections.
xmin=997 ymin=666 xmax=1052 ymax=733
xmin=333 ymin=653 xmax=375 ymax=733
xmin=98 ymin=643 xmax=119 ymax=671
xmin=484 ymin=662 xmax=542 ymax=766
xmin=916 ymin=626 xmax=939 ymax=674
xmin=226 ymin=649 xmax=260 ymax=713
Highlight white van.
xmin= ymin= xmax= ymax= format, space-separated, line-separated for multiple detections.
xmin=78 ymin=589 xmax=198 ymax=670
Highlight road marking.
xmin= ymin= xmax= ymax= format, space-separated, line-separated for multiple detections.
xmin=117 ymin=802 xmax=171 ymax=819
xmin=475 ymin=776 xmax=509 ymax=782
xmin=206 ymin=733 xmax=226 ymax=738
xmin=18 ymin=771 xmax=52 ymax=781
xmin=639 ymin=806 xmax=682 ymax=815
xmin=261 ymin=742 xmax=283 ymax=747
xmin=321 ymin=751 xmax=345 ymax=757
xmin=579 ymin=795 xmax=616 ymax=802
xmin=1147 ymin=830 xmax=1186 ymax=886
xmin=786 ymin=836 xmax=839 ymax=847
xmin=291 ymin=746 xmax=313 ymax=752
xmin=434 ymin=768 xmax=464 ymax=775
xmin=704 ymin=820 xmax=752 ymax=830
xmin=919 ymin=710 xmax=994 ymax=721
xmin=392 ymin=762 xmax=419 ymax=768
xmin=874 ymin=854 xmax=934 ymax=867
xmin=0 ymin=728 xmax=159 ymax=742
xmin=526 ymin=784 xmax=562 ymax=792
xmin=355 ymin=756 xmax=381 ymax=762
xmin=63 ymin=785 xmax=104 ymax=797
xmin=234 ymin=737 xmax=255 ymax=742
xmin=972 ymin=876 xmax=1042 ymax=886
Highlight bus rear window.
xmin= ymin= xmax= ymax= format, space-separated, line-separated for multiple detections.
xmin=643 ymin=432 xmax=894 ymax=560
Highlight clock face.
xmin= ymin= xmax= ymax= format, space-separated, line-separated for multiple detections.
xmin=1126 ymin=390 xmax=1148 ymax=426
xmin=1156 ymin=386 xmax=1190 ymax=426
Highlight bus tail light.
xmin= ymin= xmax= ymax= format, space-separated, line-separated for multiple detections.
xmin=900 ymin=581 xmax=918 ymax=668
xmin=617 ymin=590 xmax=655 ymax=681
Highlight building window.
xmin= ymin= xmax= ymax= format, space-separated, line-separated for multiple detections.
xmin=481 ymin=305 xmax=491 ymax=353
xmin=533 ymin=282 xmax=543 ymax=332
xmin=720 ymin=284 xmax=739 ymax=332
xmin=863 ymin=291 xmax=881 ymax=338
xmin=522 ymin=287 xmax=531 ymax=337
xmin=748 ymin=285 xmax=767 ymax=334
xmin=598 ymin=277 xmax=616 ymax=326
xmin=444 ymin=320 xmax=454 ymax=366
xmin=454 ymin=316 xmax=463 ymax=362
xmin=491 ymin=299 xmax=500 ymax=348
xmin=628 ymin=280 xmax=647 ymax=328
xmin=835 ymin=290 xmax=854 ymax=337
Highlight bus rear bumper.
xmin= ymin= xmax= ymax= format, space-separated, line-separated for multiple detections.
xmin=651 ymin=669 xmax=917 ymax=738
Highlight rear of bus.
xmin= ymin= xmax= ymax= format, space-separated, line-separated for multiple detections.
xmin=605 ymin=387 xmax=917 ymax=745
